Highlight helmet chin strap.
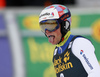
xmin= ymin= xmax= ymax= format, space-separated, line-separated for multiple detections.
xmin=58 ymin=21 xmax=70 ymax=44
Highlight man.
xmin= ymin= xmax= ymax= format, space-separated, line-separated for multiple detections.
xmin=39 ymin=4 xmax=100 ymax=77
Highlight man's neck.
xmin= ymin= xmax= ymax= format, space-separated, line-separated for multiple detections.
xmin=56 ymin=31 xmax=71 ymax=47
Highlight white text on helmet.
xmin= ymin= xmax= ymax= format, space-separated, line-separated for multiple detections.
xmin=39 ymin=13 xmax=50 ymax=18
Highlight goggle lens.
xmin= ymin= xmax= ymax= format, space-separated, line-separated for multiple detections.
xmin=40 ymin=20 xmax=59 ymax=33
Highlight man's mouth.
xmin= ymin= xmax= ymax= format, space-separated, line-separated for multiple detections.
xmin=47 ymin=35 xmax=55 ymax=43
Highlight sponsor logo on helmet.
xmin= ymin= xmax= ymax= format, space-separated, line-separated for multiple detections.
xmin=39 ymin=12 xmax=50 ymax=18
xmin=51 ymin=12 xmax=54 ymax=16
xmin=61 ymin=14 xmax=69 ymax=21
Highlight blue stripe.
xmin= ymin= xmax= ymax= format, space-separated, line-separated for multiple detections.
xmin=58 ymin=35 xmax=74 ymax=54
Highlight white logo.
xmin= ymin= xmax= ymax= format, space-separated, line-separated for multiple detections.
xmin=39 ymin=13 xmax=50 ymax=18
xmin=60 ymin=73 xmax=64 ymax=77
xmin=39 ymin=8 xmax=59 ymax=22
xmin=64 ymin=21 xmax=69 ymax=29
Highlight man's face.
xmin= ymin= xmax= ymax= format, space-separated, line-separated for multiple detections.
xmin=45 ymin=25 xmax=62 ymax=45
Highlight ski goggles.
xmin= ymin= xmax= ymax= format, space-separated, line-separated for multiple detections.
xmin=39 ymin=20 xmax=59 ymax=33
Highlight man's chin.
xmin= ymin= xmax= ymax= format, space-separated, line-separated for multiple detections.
xmin=50 ymin=42 xmax=57 ymax=45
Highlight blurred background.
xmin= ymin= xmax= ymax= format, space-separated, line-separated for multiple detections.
xmin=0 ymin=0 xmax=100 ymax=77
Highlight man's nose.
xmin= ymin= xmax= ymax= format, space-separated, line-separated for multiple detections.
xmin=45 ymin=30 xmax=50 ymax=34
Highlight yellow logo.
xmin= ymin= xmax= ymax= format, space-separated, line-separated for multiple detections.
xmin=54 ymin=57 xmax=62 ymax=66
xmin=54 ymin=51 xmax=73 ymax=74
xmin=92 ymin=19 xmax=100 ymax=42
xmin=23 ymin=15 xmax=40 ymax=30
xmin=64 ymin=51 xmax=70 ymax=63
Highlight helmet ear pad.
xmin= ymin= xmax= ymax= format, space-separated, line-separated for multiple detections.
xmin=60 ymin=20 xmax=70 ymax=38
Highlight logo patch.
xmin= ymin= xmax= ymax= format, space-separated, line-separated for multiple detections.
xmin=80 ymin=50 xmax=84 ymax=55
xmin=54 ymin=51 xmax=73 ymax=74
xmin=39 ymin=13 xmax=50 ymax=18
xmin=80 ymin=50 xmax=93 ymax=70
xmin=51 ymin=12 xmax=54 ymax=16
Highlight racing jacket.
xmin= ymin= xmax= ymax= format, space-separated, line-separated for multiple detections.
xmin=53 ymin=31 xmax=100 ymax=77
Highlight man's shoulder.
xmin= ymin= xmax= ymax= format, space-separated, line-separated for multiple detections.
xmin=71 ymin=35 xmax=95 ymax=55
xmin=70 ymin=35 xmax=91 ymax=44
xmin=72 ymin=35 xmax=90 ymax=43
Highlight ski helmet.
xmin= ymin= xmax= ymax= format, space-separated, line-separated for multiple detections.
xmin=39 ymin=4 xmax=71 ymax=37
